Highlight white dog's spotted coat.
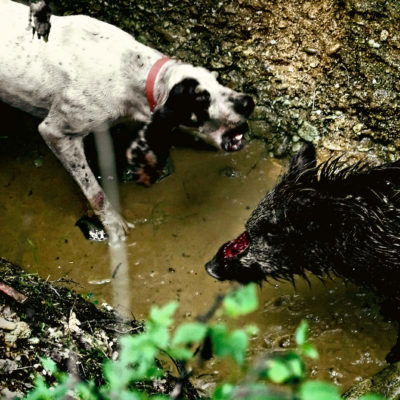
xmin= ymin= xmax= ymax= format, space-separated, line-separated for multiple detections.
xmin=0 ymin=0 xmax=254 ymax=243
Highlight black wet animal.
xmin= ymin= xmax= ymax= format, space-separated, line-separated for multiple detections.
xmin=205 ymin=143 xmax=400 ymax=362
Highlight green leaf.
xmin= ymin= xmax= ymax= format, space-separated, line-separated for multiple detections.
xmin=41 ymin=357 xmax=58 ymax=375
xmin=301 ymin=343 xmax=319 ymax=359
xmin=299 ymin=381 xmax=341 ymax=400
xmin=210 ymin=325 xmax=248 ymax=365
xmin=226 ymin=383 xmax=285 ymax=400
xmin=172 ymin=322 xmax=207 ymax=345
xmin=75 ymin=381 xmax=98 ymax=400
xmin=212 ymin=384 xmax=235 ymax=400
xmin=146 ymin=322 xmax=170 ymax=349
xmin=223 ymin=283 xmax=258 ymax=318
xmin=167 ymin=347 xmax=193 ymax=360
xmin=265 ymin=353 xmax=305 ymax=384
xmin=229 ymin=330 xmax=248 ymax=364
xmin=359 ymin=395 xmax=385 ymax=400
xmin=244 ymin=324 xmax=259 ymax=336
xmin=117 ymin=389 xmax=146 ymax=400
xmin=286 ymin=354 xmax=305 ymax=380
xmin=267 ymin=359 xmax=292 ymax=384
xmin=296 ymin=320 xmax=309 ymax=346
xmin=24 ymin=377 xmax=52 ymax=400
xmin=120 ymin=335 xmax=158 ymax=365
xmin=103 ymin=360 xmax=134 ymax=389
xmin=149 ymin=301 xmax=178 ymax=328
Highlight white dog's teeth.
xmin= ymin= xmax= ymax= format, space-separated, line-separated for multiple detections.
xmin=235 ymin=134 xmax=243 ymax=140
xmin=191 ymin=112 xmax=198 ymax=123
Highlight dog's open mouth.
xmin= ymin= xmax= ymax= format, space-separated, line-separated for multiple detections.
xmin=221 ymin=123 xmax=248 ymax=152
xmin=221 ymin=231 xmax=250 ymax=261
xmin=205 ymin=231 xmax=250 ymax=281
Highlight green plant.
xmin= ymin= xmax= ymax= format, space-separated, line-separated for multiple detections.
xmin=23 ymin=284 xmax=386 ymax=400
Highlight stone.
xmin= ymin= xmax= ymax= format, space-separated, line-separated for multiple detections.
xmin=298 ymin=121 xmax=320 ymax=142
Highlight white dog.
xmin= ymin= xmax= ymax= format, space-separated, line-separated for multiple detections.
xmin=0 ymin=0 xmax=254 ymax=243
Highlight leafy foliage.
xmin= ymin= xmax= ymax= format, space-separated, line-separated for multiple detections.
xmin=223 ymin=283 xmax=258 ymax=318
xmin=23 ymin=284 xmax=387 ymax=400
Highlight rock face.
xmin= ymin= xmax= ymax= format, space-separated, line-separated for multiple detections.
xmin=51 ymin=0 xmax=399 ymax=163
xmin=343 ymin=362 xmax=400 ymax=400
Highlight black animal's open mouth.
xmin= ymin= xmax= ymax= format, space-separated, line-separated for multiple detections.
xmin=205 ymin=231 xmax=250 ymax=280
xmin=221 ymin=231 xmax=250 ymax=261
xmin=221 ymin=123 xmax=248 ymax=152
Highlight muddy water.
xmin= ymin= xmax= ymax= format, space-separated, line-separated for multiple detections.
xmin=0 ymin=110 xmax=395 ymax=393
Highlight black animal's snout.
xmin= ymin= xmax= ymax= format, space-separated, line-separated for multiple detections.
xmin=205 ymin=259 xmax=225 ymax=281
xmin=233 ymin=95 xmax=255 ymax=117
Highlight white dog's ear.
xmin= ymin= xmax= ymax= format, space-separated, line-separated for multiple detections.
xmin=211 ymin=71 xmax=219 ymax=79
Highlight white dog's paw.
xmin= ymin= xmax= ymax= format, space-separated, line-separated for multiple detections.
xmin=126 ymin=221 xmax=136 ymax=229
xmin=103 ymin=212 xmax=134 ymax=246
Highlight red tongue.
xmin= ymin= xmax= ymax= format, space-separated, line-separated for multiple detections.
xmin=223 ymin=231 xmax=250 ymax=259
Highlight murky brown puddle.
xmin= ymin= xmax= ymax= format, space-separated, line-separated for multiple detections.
xmin=0 ymin=107 xmax=395 ymax=393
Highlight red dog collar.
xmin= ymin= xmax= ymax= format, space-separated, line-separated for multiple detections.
xmin=146 ymin=57 xmax=171 ymax=112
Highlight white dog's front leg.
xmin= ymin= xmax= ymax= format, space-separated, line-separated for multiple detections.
xmin=38 ymin=121 xmax=129 ymax=244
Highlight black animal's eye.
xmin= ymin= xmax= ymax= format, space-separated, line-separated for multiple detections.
xmin=260 ymin=221 xmax=280 ymax=237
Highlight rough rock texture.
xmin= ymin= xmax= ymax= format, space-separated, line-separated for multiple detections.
xmin=343 ymin=362 xmax=400 ymax=399
xmin=49 ymin=0 xmax=400 ymax=164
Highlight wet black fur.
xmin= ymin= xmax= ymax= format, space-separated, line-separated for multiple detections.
xmin=206 ymin=142 xmax=400 ymax=362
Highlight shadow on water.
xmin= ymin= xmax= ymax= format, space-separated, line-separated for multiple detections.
xmin=0 ymin=102 xmax=396 ymax=391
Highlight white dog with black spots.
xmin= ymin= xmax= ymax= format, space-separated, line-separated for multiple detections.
xmin=0 ymin=0 xmax=255 ymax=244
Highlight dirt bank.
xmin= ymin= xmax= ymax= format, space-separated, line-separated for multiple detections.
xmin=0 ymin=258 xmax=197 ymax=399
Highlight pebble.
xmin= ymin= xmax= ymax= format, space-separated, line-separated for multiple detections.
xmin=28 ymin=337 xmax=40 ymax=345
xmin=327 ymin=43 xmax=341 ymax=55
xmin=278 ymin=20 xmax=288 ymax=29
xmin=380 ymin=30 xmax=389 ymax=41
xmin=368 ymin=39 xmax=381 ymax=49
xmin=88 ymin=278 xmax=111 ymax=285
xmin=292 ymin=142 xmax=303 ymax=152
xmin=4 ymin=322 xmax=31 ymax=344
xmin=352 ymin=123 xmax=363 ymax=134
xmin=0 ymin=317 xmax=16 ymax=331
xmin=322 ymin=139 xmax=343 ymax=151
xmin=292 ymin=135 xmax=300 ymax=143
xmin=304 ymin=47 xmax=318 ymax=55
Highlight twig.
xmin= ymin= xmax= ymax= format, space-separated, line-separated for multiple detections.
xmin=49 ymin=285 xmax=61 ymax=297
xmin=112 ymin=263 xmax=122 ymax=279
xmin=104 ymin=326 xmax=141 ymax=335
xmin=196 ymin=293 xmax=226 ymax=323
xmin=0 ymin=281 xmax=28 ymax=303
xmin=168 ymin=292 xmax=229 ymax=398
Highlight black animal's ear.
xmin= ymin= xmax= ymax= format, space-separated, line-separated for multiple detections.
xmin=289 ymin=142 xmax=317 ymax=176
